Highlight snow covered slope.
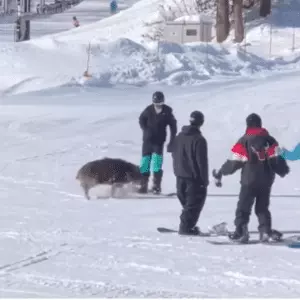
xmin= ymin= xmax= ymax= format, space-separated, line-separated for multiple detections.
xmin=29 ymin=0 xmax=132 ymax=38
xmin=1 ymin=0 xmax=300 ymax=296
xmin=0 ymin=0 xmax=131 ymax=42
xmin=1 ymin=0 xmax=300 ymax=94
xmin=0 ymin=70 xmax=300 ymax=297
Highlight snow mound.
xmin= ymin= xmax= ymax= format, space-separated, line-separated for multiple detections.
xmin=2 ymin=0 xmax=300 ymax=94
xmin=74 ymin=38 xmax=300 ymax=87
xmin=3 ymin=37 xmax=300 ymax=95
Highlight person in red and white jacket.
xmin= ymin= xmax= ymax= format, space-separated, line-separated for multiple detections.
xmin=212 ymin=113 xmax=290 ymax=243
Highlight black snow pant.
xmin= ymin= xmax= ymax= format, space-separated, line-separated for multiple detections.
xmin=176 ymin=177 xmax=207 ymax=231
xmin=235 ymin=184 xmax=272 ymax=234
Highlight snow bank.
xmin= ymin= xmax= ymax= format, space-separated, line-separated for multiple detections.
xmin=1 ymin=0 xmax=300 ymax=94
xmin=3 ymin=36 xmax=300 ymax=95
xmin=80 ymin=39 xmax=275 ymax=87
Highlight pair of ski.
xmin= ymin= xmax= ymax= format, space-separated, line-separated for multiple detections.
xmin=157 ymin=222 xmax=300 ymax=246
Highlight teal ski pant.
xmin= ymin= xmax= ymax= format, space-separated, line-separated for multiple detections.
xmin=140 ymin=142 xmax=164 ymax=174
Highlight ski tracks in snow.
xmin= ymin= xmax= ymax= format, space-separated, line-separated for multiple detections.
xmin=117 ymin=234 xmax=300 ymax=297
xmin=0 ymin=243 xmax=70 ymax=274
xmin=1 ymin=226 xmax=300 ymax=296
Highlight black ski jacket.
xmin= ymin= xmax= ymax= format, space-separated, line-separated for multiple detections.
xmin=139 ymin=104 xmax=177 ymax=145
xmin=218 ymin=127 xmax=289 ymax=187
xmin=171 ymin=125 xmax=209 ymax=187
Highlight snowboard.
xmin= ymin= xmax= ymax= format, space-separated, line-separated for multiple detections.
xmin=157 ymin=222 xmax=229 ymax=237
xmin=206 ymin=239 xmax=286 ymax=246
xmin=137 ymin=192 xmax=176 ymax=197
xmin=95 ymin=192 xmax=176 ymax=200
xmin=207 ymin=235 xmax=300 ymax=246
xmin=286 ymin=236 xmax=300 ymax=248
xmin=126 ymin=192 xmax=176 ymax=199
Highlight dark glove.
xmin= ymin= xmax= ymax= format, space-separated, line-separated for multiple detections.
xmin=278 ymin=164 xmax=290 ymax=177
xmin=212 ymin=169 xmax=222 ymax=187
xmin=167 ymin=141 xmax=173 ymax=153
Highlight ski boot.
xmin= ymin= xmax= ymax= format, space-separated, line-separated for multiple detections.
xmin=228 ymin=225 xmax=249 ymax=243
xmin=270 ymin=229 xmax=283 ymax=241
xmin=259 ymin=232 xmax=270 ymax=243
xmin=259 ymin=229 xmax=283 ymax=243
xmin=137 ymin=173 xmax=149 ymax=194
xmin=179 ymin=226 xmax=201 ymax=236
xmin=151 ymin=170 xmax=163 ymax=194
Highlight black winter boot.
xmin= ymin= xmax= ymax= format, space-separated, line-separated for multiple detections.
xmin=228 ymin=225 xmax=249 ymax=243
xmin=259 ymin=232 xmax=270 ymax=243
xmin=270 ymin=229 xmax=283 ymax=241
xmin=259 ymin=229 xmax=283 ymax=243
xmin=179 ymin=226 xmax=201 ymax=236
xmin=151 ymin=170 xmax=163 ymax=194
xmin=137 ymin=173 xmax=149 ymax=194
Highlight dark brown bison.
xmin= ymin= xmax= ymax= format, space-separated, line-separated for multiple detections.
xmin=76 ymin=157 xmax=142 ymax=199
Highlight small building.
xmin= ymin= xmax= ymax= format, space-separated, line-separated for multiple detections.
xmin=162 ymin=15 xmax=214 ymax=44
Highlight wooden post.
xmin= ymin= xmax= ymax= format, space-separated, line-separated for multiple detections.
xmin=83 ymin=42 xmax=92 ymax=78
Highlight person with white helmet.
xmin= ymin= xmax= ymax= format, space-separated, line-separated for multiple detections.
xmin=138 ymin=91 xmax=177 ymax=194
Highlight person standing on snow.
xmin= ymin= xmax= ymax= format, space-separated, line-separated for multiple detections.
xmin=72 ymin=16 xmax=79 ymax=27
xmin=212 ymin=113 xmax=290 ymax=243
xmin=110 ymin=0 xmax=118 ymax=14
xmin=138 ymin=91 xmax=177 ymax=194
xmin=171 ymin=111 xmax=209 ymax=235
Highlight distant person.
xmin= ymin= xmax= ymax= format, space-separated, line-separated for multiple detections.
xmin=110 ymin=0 xmax=118 ymax=14
xmin=73 ymin=16 xmax=79 ymax=27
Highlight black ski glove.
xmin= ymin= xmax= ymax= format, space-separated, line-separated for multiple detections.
xmin=167 ymin=141 xmax=173 ymax=153
xmin=278 ymin=164 xmax=290 ymax=177
xmin=212 ymin=169 xmax=222 ymax=187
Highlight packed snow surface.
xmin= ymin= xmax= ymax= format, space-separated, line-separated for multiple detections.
xmin=0 ymin=0 xmax=300 ymax=297
xmin=1 ymin=71 xmax=300 ymax=297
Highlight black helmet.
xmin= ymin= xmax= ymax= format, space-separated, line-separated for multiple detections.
xmin=246 ymin=113 xmax=262 ymax=128
xmin=152 ymin=91 xmax=165 ymax=105
xmin=190 ymin=110 xmax=204 ymax=127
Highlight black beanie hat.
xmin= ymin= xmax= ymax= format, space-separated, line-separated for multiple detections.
xmin=190 ymin=110 xmax=204 ymax=127
xmin=246 ymin=113 xmax=262 ymax=128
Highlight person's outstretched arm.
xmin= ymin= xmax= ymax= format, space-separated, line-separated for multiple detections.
xmin=281 ymin=143 xmax=300 ymax=161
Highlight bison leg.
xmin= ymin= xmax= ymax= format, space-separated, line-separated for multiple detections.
xmin=81 ymin=183 xmax=90 ymax=200
xmin=111 ymin=183 xmax=123 ymax=198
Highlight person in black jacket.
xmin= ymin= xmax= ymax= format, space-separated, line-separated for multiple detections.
xmin=171 ymin=110 xmax=208 ymax=235
xmin=212 ymin=113 xmax=290 ymax=243
xmin=138 ymin=91 xmax=177 ymax=194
